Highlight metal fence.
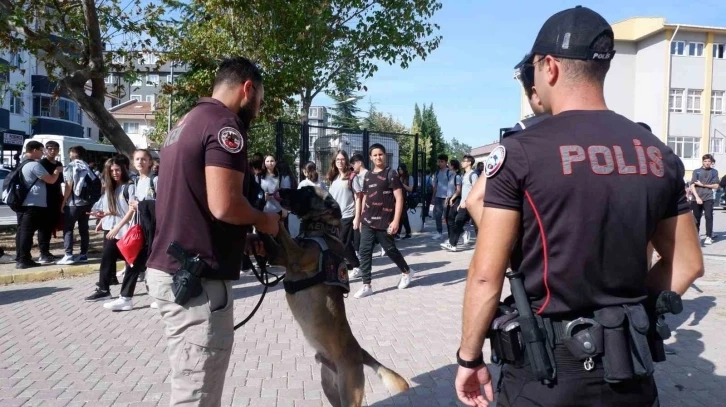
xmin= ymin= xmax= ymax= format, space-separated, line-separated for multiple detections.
xmin=249 ymin=120 xmax=422 ymax=192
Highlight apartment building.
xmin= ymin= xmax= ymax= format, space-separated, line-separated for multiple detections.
xmin=105 ymin=52 xmax=186 ymax=108
xmin=518 ymin=17 xmax=726 ymax=174
xmin=109 ymin=100 xmax=155 ymax=148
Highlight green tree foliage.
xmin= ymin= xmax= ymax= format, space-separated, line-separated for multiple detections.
xmin=0 ymin=0 xmax=174 ymax=155
xmin=158 ymin=0 xmax=442 ymax=134
xmin=364 ymin=103 xmax=414 ymax=171
xmin=411 ymin=103 xmax=444 ymax=173
xmin=443 ymin=137 xmax=472 ymax=161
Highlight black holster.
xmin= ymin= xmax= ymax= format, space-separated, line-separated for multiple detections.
xmin=488 ymin=304 xmax=525 ymax=367
xmin=594 ymin=304 xmax=654 ymax=383
xmin=167 ymin=241 xmax=208 ymax=306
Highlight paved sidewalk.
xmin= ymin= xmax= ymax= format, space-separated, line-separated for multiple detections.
xmin=0 ymin=221 xmax=725 ymax=406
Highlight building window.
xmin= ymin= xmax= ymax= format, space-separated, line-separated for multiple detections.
xmin=145 ymin=95 xmax=155 ymax=104
xmin=686 ymin=89 xmax=702 ymax=113
xmin=668 ymin=136 xmax=700 ymax=159
xmin=669 ymin=88 xmax=684 ymax=112
xmin=112 ymin=55 xmax=125 ymax=65
xmin=9 ymin=96 xmax=22 ymax=115
xmin=166 ymin=74 xmax=174 ymax=83
xmin=105 ymin=75 xmax=114 ymax=84
xmin=132 ymin=77 xmax=142 ymax=87
xmin=130 ymin=95 xmax=141 ymax=101
xmin=32 ymin=95 xmax=80 ymax=123
xmin=8 ymin=52 xmax=21 ymax=67
xmin=688 ymin=42 xmax=705 ymax=57
xmin=712 ymin=91 xmax=725 ymax=115
xmin=138 ymin=52 xmax=158 ymax=65
xmin=123 ymin=122 xmax=140 ymax=134
xmin=146 ymin=74 xmax=159 ymax=86
xmin=86 ymin=127 xmax=92 ymax=139
xmin=710 ymin=137 xmax=724 ymax=154
xmin=671 ymin=41 xmax=685 ymax=56
xmin=715 ymin=44 xmax=725 ymax=59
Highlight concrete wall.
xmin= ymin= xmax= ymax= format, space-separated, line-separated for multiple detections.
xmin=670 ymin=113 xmax=703 ymax=136
xmin=670 ymin=31 xmax=707 ymax=90
xmin=605 ymin=41 xmax=637 ymax=119
xmin=634 ymin=34 xmax=667 ymax=140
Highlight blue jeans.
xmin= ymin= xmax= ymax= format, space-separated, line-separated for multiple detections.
xmin=433 ymin=197 xmax=446 ymax=234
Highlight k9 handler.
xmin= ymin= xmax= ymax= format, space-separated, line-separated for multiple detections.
xmin=146 ymin=57 xmax=279 ymax=406
xmin=454 ymin=6 xmax=704 ymax=406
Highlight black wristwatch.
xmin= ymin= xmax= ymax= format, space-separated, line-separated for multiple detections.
xmin=456 ymin=348 xmax=484 ymax=368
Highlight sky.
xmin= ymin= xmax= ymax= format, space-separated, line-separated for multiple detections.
xmin=313 ymin=0 xmax=726 ymax=149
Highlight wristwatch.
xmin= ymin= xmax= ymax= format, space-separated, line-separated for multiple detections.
xmin=456 ymin=348 xmax=484 ymax=368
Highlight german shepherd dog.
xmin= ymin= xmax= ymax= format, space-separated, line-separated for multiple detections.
xmin=256 ymin=186 xmax=410 ymax=407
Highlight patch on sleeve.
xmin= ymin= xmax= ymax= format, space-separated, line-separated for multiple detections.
xmin=484 ymin=145 xmax=507 ymax=178
xmin=217 ymin=127 xmax=244 ymax=153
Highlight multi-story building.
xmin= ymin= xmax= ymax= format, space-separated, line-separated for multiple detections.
xmin=105 ymin=52 xmax=186 ymax=108
xmin=518 ymin=17 xmax=726 ymax=174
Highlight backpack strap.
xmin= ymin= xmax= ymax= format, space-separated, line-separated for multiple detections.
xmin=122 ymin=183 xmax=130 ymax=203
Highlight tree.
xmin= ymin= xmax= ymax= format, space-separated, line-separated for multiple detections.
xmin=412 ymin=103 xmax=444 ymax=173
xmin=364 ymin=102 xmax=414 ymax=171
xmin=443 ymin=137 xmax=472 ymax=161
xmin=162 ymin=0 xmax=442 ymax=129
xmin=0 ymin=0 xmax=175 ymax=156
xmin=326 ymin=65 xmax=363 ymax=129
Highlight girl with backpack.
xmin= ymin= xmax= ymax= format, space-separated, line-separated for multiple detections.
xmin=299 ymin=161 xmax=327 ymax=190
xmin=113 ymin=149 xmax=159 ymax=310
xmin=327 ymin=151 xmax=360 ymax=276
xmin=84 ymin=156 xmax=137 ymax=306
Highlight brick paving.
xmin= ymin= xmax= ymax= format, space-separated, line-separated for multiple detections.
xmin=1 ymin=212 xmax=726 ymax=406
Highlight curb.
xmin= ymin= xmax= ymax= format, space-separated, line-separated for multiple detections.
xmin=0 ymin=261 xmax=126 ymax=285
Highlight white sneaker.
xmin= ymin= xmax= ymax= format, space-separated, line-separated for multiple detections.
xmin=103 ymin=297 xmax=133 ymax=311
xmin=56 ymin=255 xmax=76 ymax=265
xmin=117 ymin=266 xmax=127 ymax=280
xmin=379 ymin=247 xmax=386 ymax=257
xmin=349 ymin=268 xmax=361 ymax=279
xmin=398 ymin=269 xmax=414 ymax=289
xmin=354 ymin=285 xmax=373 ymax=298
xmin=430 ymin=232 xmax=442 ymax=240
xmin=705 ymin=237 xmax=713 ymax=245
xmin=440 ymin=242 xmax=457 ymax=252
xmin=150 ymin=301 xmax=159 ymax=309
xmin=463 ymin=230 xmax=471 ymax=245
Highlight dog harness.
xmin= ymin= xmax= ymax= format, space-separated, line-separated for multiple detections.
xmin=282 ymin=236 xmax=350 ymax=295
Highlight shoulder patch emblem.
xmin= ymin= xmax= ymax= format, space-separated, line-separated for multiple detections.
xmin=217 ymin=127 xmax=244 ymax=153
xmin=484 ymin=145 xmax=506 ymax=178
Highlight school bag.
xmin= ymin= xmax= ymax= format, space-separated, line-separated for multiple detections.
xmin=2 ymin=160 xmax=40 ymax=212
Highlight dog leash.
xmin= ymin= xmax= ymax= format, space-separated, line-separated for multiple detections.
xmin=233 ymin=257 xmax=285 ymax=330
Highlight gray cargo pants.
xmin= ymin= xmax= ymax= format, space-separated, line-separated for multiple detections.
xmin=146 ymin=268 xmax=234 ymax=407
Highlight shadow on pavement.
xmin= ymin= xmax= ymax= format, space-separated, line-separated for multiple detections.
xmin=0 ymin=286 xmax=71 ymax=306
xmin=666 ymin=296 xmax=717 ymax=329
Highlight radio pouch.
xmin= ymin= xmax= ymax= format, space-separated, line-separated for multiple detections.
xmin=488 ymin=305 xmax=524 ymax=366
xmin=594 ymin=304 xmax=654 ymax=383
xmin=624 ymin=304 xmax=655 ymax=377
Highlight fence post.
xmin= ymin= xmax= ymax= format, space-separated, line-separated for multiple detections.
xmin=300 ymin=121 xmax=309 ymax=180
xmin=362 ymin=128 xmax=370 ymax=169
xmin=275 ymin=119 xmax=284 ymax=162
xmin=413 ymin=133 xmax=419 ymax=191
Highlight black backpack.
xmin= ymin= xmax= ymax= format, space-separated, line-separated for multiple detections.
xmin=2 ymin=160 xmax=39 ymax=212
xmin=79 ymin=172 xmax=103 ymax=204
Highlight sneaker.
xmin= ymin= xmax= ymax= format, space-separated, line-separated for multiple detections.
xmin=137 ymin=272 xmax=146 ymax=282
xmin=440 ymin=242 xmax=457 ymax=252
xmin=705 ymin=237 xmax=713 ymax=245
xmin=241 ymin=269 xmax=253 ymax=274
xmin=463 ymin=230 xmax=471 ymax=246
xmin=15 ymin=261 xmax=40 ymax=270
xmin=430 ymin=232 xmax=442 ymax=240
xmin=349 ymin=268 xmax=361 ymax=279
xmin=403 ymin=234 xmax=412 ymax=240
xmin=85 ymin=289 xmax=111 ymax=302
xmin=398 ymin=269 xmax=415 ymax=289
xmin=150 ymin=301 xmax=159 ymax=309
xmin=76 ymin=254 xmax=89 ymax=263
xmin=56 ymin=255 xmax=76 ymax=265
xmin=103 ymin=297 xmax=134 ymax=311
xmin=378 ymin=247 xmax=386 ymax=258
xmin=354 ymin=285 xmax=373 ymax=298
xmin=38 ymin=254 xmax=56 ymax=264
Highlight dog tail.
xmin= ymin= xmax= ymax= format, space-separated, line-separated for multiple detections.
xmin=361 ymin=349 xmax=410 ymax=394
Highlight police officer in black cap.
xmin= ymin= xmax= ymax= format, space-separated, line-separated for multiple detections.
xmin=454 ymin=6 xmax=704 ymax=406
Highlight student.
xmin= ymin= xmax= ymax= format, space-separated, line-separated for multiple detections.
xmin=84 ymin=157 xmax=136 ymax=304
xmin=298 ymin=161 xmax=327 ymax=190
xmin=354 ymin=144 xmax=415 ymax=298
xmin=327 ymin=150 xmax=360 ymax=277
xmin=37 ymin=140 xmax=63 ymax=264
xmin=58 ymin=146 xmax=97 ymax=265
xmin=102 ymin=149 xmax=158 ymax=311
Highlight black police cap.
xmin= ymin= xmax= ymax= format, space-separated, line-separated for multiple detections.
xmin=517 ymin=5 xmax=616 ymax=68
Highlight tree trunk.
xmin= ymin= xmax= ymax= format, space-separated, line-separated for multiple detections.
xmin=63 ymin=79 xmax=136 ymax=156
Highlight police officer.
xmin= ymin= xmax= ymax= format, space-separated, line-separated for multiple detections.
xmin=454 ymin=6 xmax=704 ymax=406
xmin=145 ymin=57 xmax=279 ymax=406
xmin=466 ymin=52 xmax=549 ymax=226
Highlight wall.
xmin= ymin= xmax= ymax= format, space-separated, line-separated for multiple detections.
xmin=605 ymin=41 xmax=636 ymax=119
xmin=670 ymin=31 xmax=707 ymax=90
xmin=116 ymin=118 xmax=152 ymax=148
xmin=633 ymin=34 xmax=667 ymax=139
